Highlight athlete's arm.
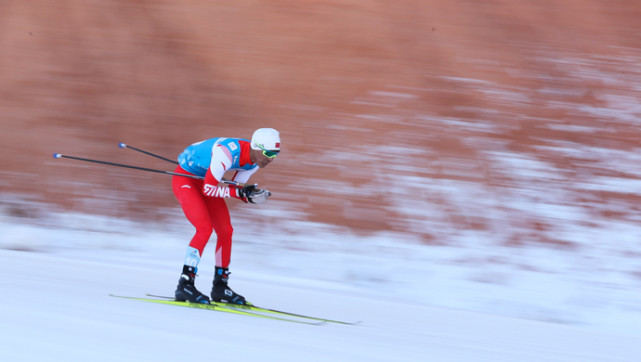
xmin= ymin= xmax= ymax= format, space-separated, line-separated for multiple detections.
xmin=227 ymin=167 xmax=258 ymax=184
xmin=202 ymin=145 xmax=235 ymax=198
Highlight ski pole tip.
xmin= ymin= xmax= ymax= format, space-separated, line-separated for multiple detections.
xmin=53 ymin=153 xmax=62 ymax=159
xmin=118 ymin=142 xmax=127 ymax=148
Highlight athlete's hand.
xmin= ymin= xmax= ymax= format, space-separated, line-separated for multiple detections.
xmin=247 ymin=189 xmax=271 ymax=204
xmin=237 ymin=184 xmax=271 ymax=204
xmin=237 ymin=184 xmax=256 ymax=203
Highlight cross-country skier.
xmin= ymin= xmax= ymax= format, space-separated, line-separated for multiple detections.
xmin=172 ymin=128 xmax=280 ymax=305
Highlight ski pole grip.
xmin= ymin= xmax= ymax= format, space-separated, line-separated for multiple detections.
xmin=118 ymin=142 xmax=127 ymax=148
xmin=221 ymin=179 xmax=250 ymax=188
xmin=53 ymin=153 xmax=62 ymax=159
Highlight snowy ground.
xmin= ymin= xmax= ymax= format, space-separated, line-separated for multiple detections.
xmin=2 ymin=209 xmax=641 ymax=361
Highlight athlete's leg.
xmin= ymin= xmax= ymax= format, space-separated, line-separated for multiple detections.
xmin=204 ymin=197 xmax=234 ymax=268
xmin=171 ymin=167 xmax=212 ymax=303
xmin=205 ymin=197 xmax=246 ymax=304
xmin=172 ymin=168 xmax=214 ymax=257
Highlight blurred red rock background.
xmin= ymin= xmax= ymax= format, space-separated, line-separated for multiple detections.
xmin=2 ymin=1 xmax=641 ymax=245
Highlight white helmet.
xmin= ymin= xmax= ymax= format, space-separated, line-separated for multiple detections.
xmin=251 ymin=128 xmax=281 ymax=151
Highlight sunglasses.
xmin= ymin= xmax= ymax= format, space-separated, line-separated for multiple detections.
xmin=256 ymin=144 xmax=280 ymax=158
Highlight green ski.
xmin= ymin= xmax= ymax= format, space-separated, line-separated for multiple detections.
xmin=145 ymin=294 xmax=360 ymax=325
xmin=109 ymin=294 xmax=326 ymax=325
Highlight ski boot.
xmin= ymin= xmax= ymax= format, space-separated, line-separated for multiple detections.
xmin=211 ymin=267 xmax=248 ymax=305
xmin=175 ymin=265 xmax=210 ymax=304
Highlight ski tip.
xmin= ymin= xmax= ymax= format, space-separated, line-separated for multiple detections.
xmin=52 ymin=153 xmax=62 ymax=159
xmin=118 ymin=142 xmax=127 ymax=148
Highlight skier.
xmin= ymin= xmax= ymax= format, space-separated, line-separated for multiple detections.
xmin=172 ymin=128 xmax=280 ymax=305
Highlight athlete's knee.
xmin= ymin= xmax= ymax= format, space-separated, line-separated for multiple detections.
xmin=195 ymin=224 xmax=215 ymax=240
xmin=215 ymin=224 xmax=233 ymax=241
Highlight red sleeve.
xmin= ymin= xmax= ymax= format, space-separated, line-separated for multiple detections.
xmin=227 ymin=183 xmax=244 ymax=201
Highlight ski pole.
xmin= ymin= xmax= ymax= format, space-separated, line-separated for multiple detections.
xmin=116 ymin=143 xmax=249 ymax=188
xmin=118 ymin=142 xmax=178 ymax=165
xmin=53 ymin=153 xmax=249 ymax=187
xmin=52 ymin=153 xmax=204 ymax=180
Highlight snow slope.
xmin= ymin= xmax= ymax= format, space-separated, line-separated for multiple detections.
xmin=2 ymin=211 xmax=641 ymax=362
